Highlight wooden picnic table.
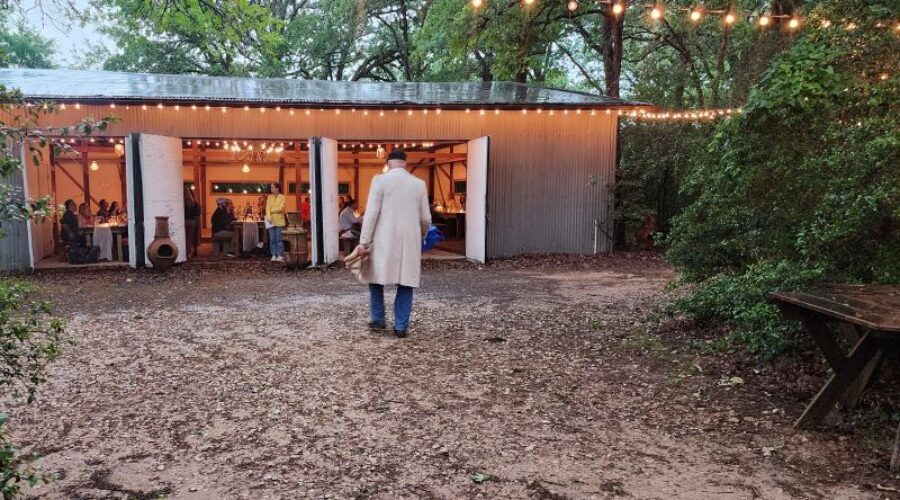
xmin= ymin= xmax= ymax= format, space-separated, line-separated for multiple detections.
xmin=768 ymin=285 xmax=900 ymax=471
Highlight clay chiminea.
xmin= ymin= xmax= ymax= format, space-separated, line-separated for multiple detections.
xmin=146 ymin=216 xmax=179 ymax=271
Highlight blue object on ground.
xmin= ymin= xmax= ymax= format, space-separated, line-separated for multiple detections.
xmin=422 ymin=225 xmax=445 ymax=251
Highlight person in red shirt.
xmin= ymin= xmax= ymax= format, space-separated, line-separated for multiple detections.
xmin=300 ymin=196 xmax=311 ymax=230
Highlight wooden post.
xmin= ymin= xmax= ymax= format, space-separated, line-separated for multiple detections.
xmin=50 ymin=146 xmax=60 ymax=254
xmin=278 ymin=156 xmax=286 ymax=190
xmin=353 ymin=150 xmax=360 ymax=201
xmin=81 ymin=151 xmax=91 ymax=209
xmin=192 ymin=142 xmax=200 ymax=193
xmin=295 ymin=142 xmax=303 ymax=207
xmin=200 ymin=146 xmax=208 ymax=230
xmin=118 ymin=156 xmax=127 ymax=207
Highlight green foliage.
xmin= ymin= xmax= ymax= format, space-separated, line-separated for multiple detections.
xmin=619 ymin=122 xmax=714 ymax=244
xmin=666 ymin=1 xmax=900 ymax=355
xmin=0 ymin=86 xmax=115 ymax=239
xmin=0 ymin=280 xmax=70 ymax=498
xmin=0 ymin=15 xmax=56 ymax=69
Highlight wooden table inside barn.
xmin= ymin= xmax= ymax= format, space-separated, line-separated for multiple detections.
xmin=80 ymin=224 xmax=128 ymax=262
xmin=767 ymin=285 xmax=900 ymax=471
xmin=230 ymin=220 xmax=269 ymax=256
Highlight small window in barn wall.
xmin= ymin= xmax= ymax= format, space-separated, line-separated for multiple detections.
xmin=287 ymin=182 xmax=349 ymax=195
xmin=210 ymin=182 xmax=271 ymax=194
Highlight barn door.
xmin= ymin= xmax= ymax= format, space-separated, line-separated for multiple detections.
xmin=466 ymin=136 xmax=490 ymax=263
xmin=125 ymin=133 xmax=186 ymax=268
xmin=309 ymin=137 xmax=340 ymax=266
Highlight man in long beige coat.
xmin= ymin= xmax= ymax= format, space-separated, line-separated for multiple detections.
xmin=357 ymin=150 xmax=431 ymax=338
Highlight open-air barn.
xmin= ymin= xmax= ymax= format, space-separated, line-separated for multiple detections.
xmin=0 ymin=68 xmax=649 ymax=271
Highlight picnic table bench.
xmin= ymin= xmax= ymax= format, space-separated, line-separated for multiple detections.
xmin=768 ymin=285 xmax=900 ymax=471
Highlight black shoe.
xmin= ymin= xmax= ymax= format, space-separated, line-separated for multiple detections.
xmin=394 ymin=329 xmax=408 ymax=338
xmin=368 ymin=321 xmax=386 ymax=330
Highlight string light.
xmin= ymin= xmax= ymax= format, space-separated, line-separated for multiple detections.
xmin=788 ymin=17 xmax=800 ymax=29
xmin=758 ymin=14 xmax=771 ymax=27
xmin=629 ymin=107 xmax=743 ymax=122
xmin=690 ymin=8 xmax=702 ymax=22
xmin=471 ymin=0 xmax=482 ymax=7
xmin=724 ymin=12 xmax=736 ymax=25
xmin=612 ymin=1 xmax=624 ymax=15
xmin=650 ymin=4 xmax=662 ymax=20
xmin=567 ymin=0 xmax=578 ymax=11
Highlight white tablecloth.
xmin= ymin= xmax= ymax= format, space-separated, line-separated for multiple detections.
xmin=241 ymin=222 xmax=260 ymax=252
xmin=93 ymin=225 xmax=114 ymax=261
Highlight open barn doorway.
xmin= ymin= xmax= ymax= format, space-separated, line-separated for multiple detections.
xmin=309 ymin=138 xmax=488 ymax=265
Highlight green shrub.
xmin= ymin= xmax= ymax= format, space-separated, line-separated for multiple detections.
xmin=666 ymin=1 xmax=900 ymax=356
xmin=0 ymin=280 xmax=69 ymax=498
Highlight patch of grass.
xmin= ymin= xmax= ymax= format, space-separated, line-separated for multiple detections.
xmin=624 ymin=328 xmax=666 ymax=352
xmin=683 ymin=336 xmax=734 ymax=355
xmin=669 ymin=361 xmax=703 ymax=385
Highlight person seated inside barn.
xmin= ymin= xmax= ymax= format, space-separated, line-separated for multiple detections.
xmin=61 ymin=199 xmax=81 ymax=246
xmin=108 ymin=201 xmax=122 ymax=218
xmin=339 ymin=197 xmax=363 ymax=253
xmin=77 ymin=202 xmax=93 ymax=226
xmin=211 ymin=198 xmax=236 ymax=257
xmin=96 ymin=199 xmax=110 ymax=221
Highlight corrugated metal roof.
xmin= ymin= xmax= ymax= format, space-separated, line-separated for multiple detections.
xmin=0 ymin=69 xmax=650 ymax=108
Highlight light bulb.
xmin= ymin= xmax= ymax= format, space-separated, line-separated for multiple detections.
xmin=788 ymin=17 xmax=799 ymax=29
xmin=758 ymin=14 xmax=771 ymax=26
xmin=724 ymin=13 xmax=736 ymax=25
xmin=89 ymin=161 xmax=100 ymax=171
xmin=690 ymin=9 xmax=701 ymax=22
xmin=523 ymin=0 xmax=534 ymax=5
xmin=567 ymin=0 xmax=577 ymax=11
xmin=241 ymin=164 xmax=250 ymax=173
xmin=471 ymin=0 xmax=482 ymax=7
xmin=650 ymin=6 xmax=662 ymax=19
xmin=612 ymin=2 xmax=624 ymax=15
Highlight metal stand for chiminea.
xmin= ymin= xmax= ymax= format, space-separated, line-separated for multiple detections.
xmin=282 ymin=212 xmax=309 ymax=268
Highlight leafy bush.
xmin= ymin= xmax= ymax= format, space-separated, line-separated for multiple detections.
xmin=666 ymin=1 xmax=900 ymax=356
xmin=0 ymin=280 xmax=69 ymax=498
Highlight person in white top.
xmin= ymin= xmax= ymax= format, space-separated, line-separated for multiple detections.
xmin=357 ymin=150 xmax=431 ymax=338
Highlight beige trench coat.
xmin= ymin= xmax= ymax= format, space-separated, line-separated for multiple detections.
xmin=358 ymin=168 xmax=431 ymax=288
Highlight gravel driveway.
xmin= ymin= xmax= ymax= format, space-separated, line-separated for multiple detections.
xmin=10 ymin=253 xmax=897 ymax=499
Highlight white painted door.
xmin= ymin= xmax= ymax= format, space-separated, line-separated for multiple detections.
xmin=125 ymin=133 xmax=186 ymax=268
xmin=466 ymin=136 xmax=490 ymax=263
xmin=309 ymin=137 xmax=340 ymax=266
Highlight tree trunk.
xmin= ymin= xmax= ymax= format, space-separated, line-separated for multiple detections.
xmin=602 ymin=13 xmax=624 ymax=97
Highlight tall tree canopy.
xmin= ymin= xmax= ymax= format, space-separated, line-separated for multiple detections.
xmin=0 ymin=13 xmax=57 ymax=69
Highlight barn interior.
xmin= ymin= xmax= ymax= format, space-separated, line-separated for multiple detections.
xmin=36 ymin=136 xmax=468 ymax=267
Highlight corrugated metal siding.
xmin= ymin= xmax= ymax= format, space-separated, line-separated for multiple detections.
xmin=35 ymin=106 xmax=619 ymax=257
xmin=0 ymin=169 xmax=32 ymax=272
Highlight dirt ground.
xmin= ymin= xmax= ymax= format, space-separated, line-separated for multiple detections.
xmin=9 ymin=252 xmax=900 ymax=499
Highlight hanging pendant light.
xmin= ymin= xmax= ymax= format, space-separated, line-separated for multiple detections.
xmin=89 ymin=161 xmax=100 ymax=171
xmin=242 ymin=163 xmax=251 ymax=173
xmin=114 ymin=143 xmax=125 ymax=157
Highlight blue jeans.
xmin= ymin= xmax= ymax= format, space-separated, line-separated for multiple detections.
xmin=268 ymin=226 xmax=284 ymax=257
xmin=369 ymin=284 xmax=414 ymax=331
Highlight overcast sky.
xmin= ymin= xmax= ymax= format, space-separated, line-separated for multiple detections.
xmin=21 ymin=0 xmax=111 ymax=68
